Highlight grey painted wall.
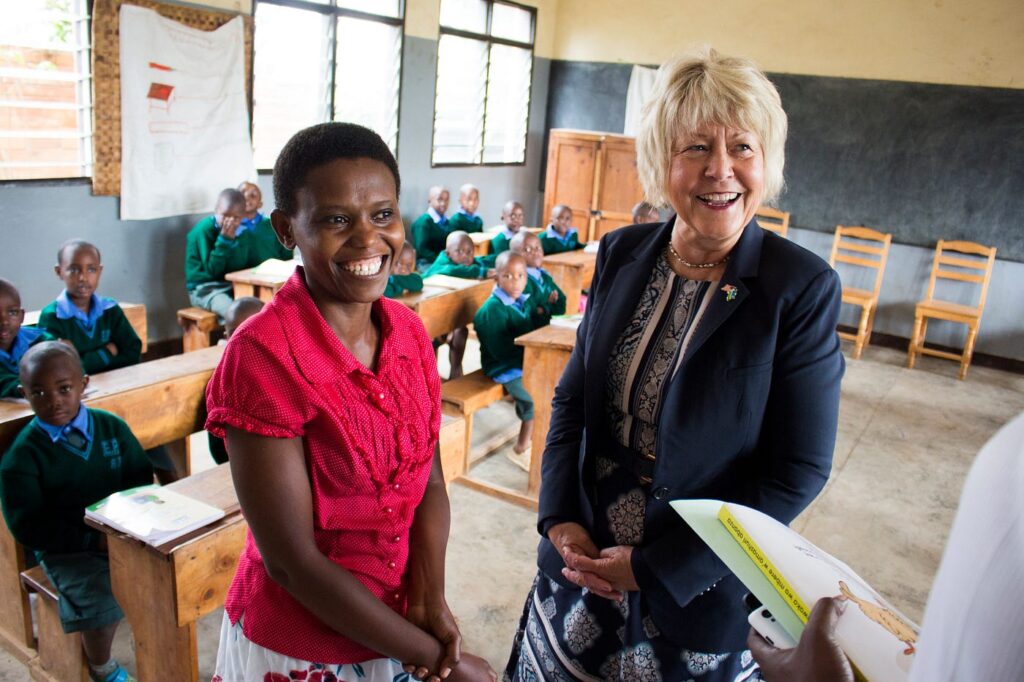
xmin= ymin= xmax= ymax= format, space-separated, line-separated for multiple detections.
xmin=543 ymin=59 xmax=1024 ymax=362
xmin=0 ymin=36 xmax=550 ymax=344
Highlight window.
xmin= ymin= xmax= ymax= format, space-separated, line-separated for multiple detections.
xmin=251 ymin=0 xmax=403 ymax=170
xmin=0 ymin=0 xmax=92 ymax=180
xmin=432 ymin=0 xmax=534 ymax=166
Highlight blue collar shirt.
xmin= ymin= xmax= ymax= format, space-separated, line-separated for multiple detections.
xmin=545 ymin=225 xmax=577 ymax=244
xmin=489 ymin=287 xmax=531 ymax=384
xmin=0 ymin=327 xmax=46 ymax=374
xmin=55 ymin=290 xmax=116 ymax=336
xmin=34 ymin=405 xmax=93 ymax=458
xmin=427 ymin=206 xmax=448 ymax=227
xmin=238 ymin=211 xmax=264 ymax=235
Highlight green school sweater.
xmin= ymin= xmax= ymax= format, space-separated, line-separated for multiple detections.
xmin=0 ymin=328 xmax=55 ymax=398
xmin=447 ymin=212 xmax=483 ymax=234
xmin=473 ymin=293 xmax=538 ymax=379
xmin=424 ymin=252 xmax=490 ymax=279
xmin=37 ymin=301 xmax=141 ymax=374
xmin=383 ymin=273 xmax=424 ymax=298
xmin=185 ymin=215 xmax=292 ymax=289
xmin=525 ymin=270 xmax=567 ymax=326
xmin=539 ymin=228 xmax=584 ymax=254
xmin=491 ymin=232 xmax=512 ymax=255
xmin=0 ymin=408 xmax=153 ymax=554
xmin=410 ymin=213 xmax=449 ymax=266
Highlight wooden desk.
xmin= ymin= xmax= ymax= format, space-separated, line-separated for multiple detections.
xmin=516 ymin=325 xmax=578 ymax=499
xmin=225 ymin=260 xmax=298 ymax=302
xmin=542 ymin=250 xmax=596 ymax=315
xmin=87 ymin=465 xmax=244 ymax=682
xmin=0 ymin=346 xmax=223 ymax=661
xmin=469 ymin=231 xmax=493 ymax=257
xmin=25 ymin=302 xmax=148 ymax=353
xmin=395 ymin=277 xmax=492 ymax=339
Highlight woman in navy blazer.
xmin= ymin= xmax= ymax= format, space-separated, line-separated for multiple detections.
xmin=506 ymin=48 xmax=844 ymax=681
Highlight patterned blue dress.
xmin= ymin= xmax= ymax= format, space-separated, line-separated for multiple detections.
xmin=504 ymin=256 xmax=762 ymax=681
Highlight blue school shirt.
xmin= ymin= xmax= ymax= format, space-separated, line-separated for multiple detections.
xmin=489 ymin=286 xmax=531 ymax=384
xmin=34 ymin=405 xmax=93 ymax=458
xmin=527 ymin=266 xmax=548 ymax=284
xmin=237 ymin=211 xmax=265 ymax=236
xmin=457 ymin=208 xmax=476 ymax=219
xmin=427 ymin=206 xmax=448 ymax=227
xmin=0 ymin=327 xmax=48 ymax=375
xmin=544 ymin=225 xmax=578 ymax=244
xmin=55 ymin=290 xmax=117 ymax=337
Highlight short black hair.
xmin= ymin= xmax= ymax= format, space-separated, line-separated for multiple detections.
xmin=217 ymin=188 xmax=245 ymax=211
xmin=273 ymin=122 xmax=400 ymax=216
xmin=225 ymin=296 xmax=264 ymax=326
xmin=0 ymin=277 xmax=20 ymax=305
xmin=19 ymin=341 xmax=83 ymax=384
xmin=57 ymin=239 xmax=101 ymax=266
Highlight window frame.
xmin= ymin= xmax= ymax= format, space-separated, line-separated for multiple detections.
xmin=252 ymin=0 xmax=406 ymax=171
xmin=0 ymin=0 xmax=94 ymax=182
xmin=430 ymin=0 xmax=536 ymax=168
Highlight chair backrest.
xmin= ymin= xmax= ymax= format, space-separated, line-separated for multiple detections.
xmin=925 ymin=240 xmax=997 ymax=311
xmin=756 ymin=206 xmax=790 ymax=238
xmin=829 ymin=226 xmax=892 ymax=298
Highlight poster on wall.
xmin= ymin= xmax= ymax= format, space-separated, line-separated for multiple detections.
xmin=119 ymin=4 xmax=255 ymax=220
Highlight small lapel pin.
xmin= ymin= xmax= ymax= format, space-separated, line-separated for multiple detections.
xmin=721 ymin=284 xmax=738 ymax=302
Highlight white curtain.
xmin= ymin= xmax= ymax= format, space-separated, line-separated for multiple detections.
xmin=623 ymin=64 xmax=658 ymax=137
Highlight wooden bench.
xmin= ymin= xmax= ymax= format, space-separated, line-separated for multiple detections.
xmin=20 ymin=566 xmax=89 ymax=682
xmin=25 ymin=302 xmax=148 ymax=354
xmin=176 ymin=307 xmax=220 ymax=353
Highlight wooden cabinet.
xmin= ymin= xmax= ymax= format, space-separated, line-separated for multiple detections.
xmin=543 ymin=129 xmax=644 ymax=243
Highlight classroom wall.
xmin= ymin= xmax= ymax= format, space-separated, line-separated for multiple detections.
xmin=549 ymin=0 xmax=1023 ymax=88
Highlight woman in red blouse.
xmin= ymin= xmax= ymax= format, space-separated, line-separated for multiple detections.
xmin=205 ymin=123 xmax=496 ymax=682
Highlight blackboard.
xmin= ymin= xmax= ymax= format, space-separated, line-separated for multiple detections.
xmin=544 ymin=61 xmax=1024 ymax=262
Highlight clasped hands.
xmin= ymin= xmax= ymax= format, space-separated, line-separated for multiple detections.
xmin=403 ymin=592 xmax=496 ymax=682
xmin=548 ymin=521 xmax=638 ymax=601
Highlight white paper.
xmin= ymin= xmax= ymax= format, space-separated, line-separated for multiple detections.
xmin=119 ymin=5 xmax=256 ymax=220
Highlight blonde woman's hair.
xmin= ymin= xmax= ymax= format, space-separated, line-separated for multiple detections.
xmin=636 ymin=47 xmax=787 ymax=207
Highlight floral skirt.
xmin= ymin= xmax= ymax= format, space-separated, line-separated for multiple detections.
xmin=503 ymin=574 xmax=761 ymax=682
xmin=213 ymin=613 xmax=408 ymax=682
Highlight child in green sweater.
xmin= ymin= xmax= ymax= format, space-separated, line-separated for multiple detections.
xmin=472 ymin=252 xmax=538 ymax=470
xmin=511 ymin=231 xmax=566 ymax=326
xmin=539 ymin=203 xmax=585 ymax=254
xmin=0 ymin=278 xmax=55 ymax=398
xmin=185 ymin=188 xmax=293 ymax=318
xmin=424 ymin=232 xmax=493 ymax=379
xmin=410 ymin=185 xmax=451 ymax=268
xmin=0 ymin=342 xmax=152 ymax=682
xmin=446 ymin=184 xmax=483 ymax=234
xmin=424 ymin=231 xmax=495 ymax=279
xmin=38 ymin=240 xmax=141 ymax=375
xmin=491 ymin=200 xmax=525 ymax=255
xmin=383 ymin=242 xmax=424 ymax=298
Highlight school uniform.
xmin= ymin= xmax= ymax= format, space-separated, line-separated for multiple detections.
xmin=423 ymin=252 xmax=490 ymax=279
xmin=383 ymin=273 xmax=424 ymax=299
xmin=490 ymin=226 xmax=517 ymax=255
xmin=447 ymin=208 xmax=483 ymax=234
xmin=0 ymin=406 xmax=152 ymax=632
xmin=0 ymin=326 xmax=54 ymax=397
xmin=473 ymin=288 xmax=538 ymax=421
xmin=410 ymin=207 xmax=449 ymax=268
xmin=185 ymin=214 xmax=293 ymax=317
xmin=539 ymin=225 xmax=583 ymax=253
xmin=37 ymin=291 xmax=141 ymax=374
xmin=524 ymin=266 xmax=567 ymax=326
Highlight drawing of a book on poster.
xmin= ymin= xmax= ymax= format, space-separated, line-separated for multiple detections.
xmin=672 ymin=500 xmax=918 ymax=682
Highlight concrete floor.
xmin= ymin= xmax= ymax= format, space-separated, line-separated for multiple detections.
xmin=2 ymin=342 xmax=1022 ymax=680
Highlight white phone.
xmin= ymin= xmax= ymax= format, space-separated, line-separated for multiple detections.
xmin=747 ymin=606 xmax=798 ymax=649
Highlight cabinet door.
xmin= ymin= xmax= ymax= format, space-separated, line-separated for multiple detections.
xmin=543 ymin=133 xmax=599 ymax=232
xmin=592 ymin=136 xmax=644 ymax=240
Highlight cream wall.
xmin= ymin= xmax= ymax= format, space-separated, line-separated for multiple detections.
xmin=550 ymin=0 xmax=1023 ymax=88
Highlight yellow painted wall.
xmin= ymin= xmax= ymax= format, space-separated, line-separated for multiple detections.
xmin=550 ymin=0 xmax=1024 ymax=88
xmin=405 ymin=0 xmax=560 ymax=58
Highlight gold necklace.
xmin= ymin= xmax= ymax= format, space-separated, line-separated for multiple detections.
xmin=667 ymin=241 xmax=729 ymax=269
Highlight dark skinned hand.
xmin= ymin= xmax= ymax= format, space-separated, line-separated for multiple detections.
xmin=747 ymin=597 xmax=854 ymax=682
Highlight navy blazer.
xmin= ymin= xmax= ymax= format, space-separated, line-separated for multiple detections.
xmin=536 ymin=217 xmax=845 ymax=652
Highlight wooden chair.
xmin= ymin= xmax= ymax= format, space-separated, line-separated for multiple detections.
xmin=21 ymin=566 xmax=89 ymax=682
xmin=176 ymin=307 xmax=221 ymax=352
xmin=907 ymin=240 xmax=997 ymax=380
xmin=828 ymin=226 xmax=892 ymax=359
xmin=756 ymin=206 xmax=790 ymax=238
xmin=440 ymin=369 xmax=507 ymax=476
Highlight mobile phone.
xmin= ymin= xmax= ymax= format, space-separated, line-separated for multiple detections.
xmin=743 ymin=593 xmax=797 ymax=649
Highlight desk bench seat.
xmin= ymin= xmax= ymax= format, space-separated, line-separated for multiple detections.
xmin=20 ymin=566 xmax=89 ymax=682
xmin=176 ymin=307 xmax=221 ymax=353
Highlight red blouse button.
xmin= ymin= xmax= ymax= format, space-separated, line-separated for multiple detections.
xmin=393 ymin=592 xmax=401 ymax=601
xmin=383 ymin=506 xmax=393 ymax=514
xmin=393 ymin=483 xmax=400 ymax=490
xmin=388 ymin=561 xmax=396 ymax=569
xmin=392 ymin=534 xmax=400 ymax=542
